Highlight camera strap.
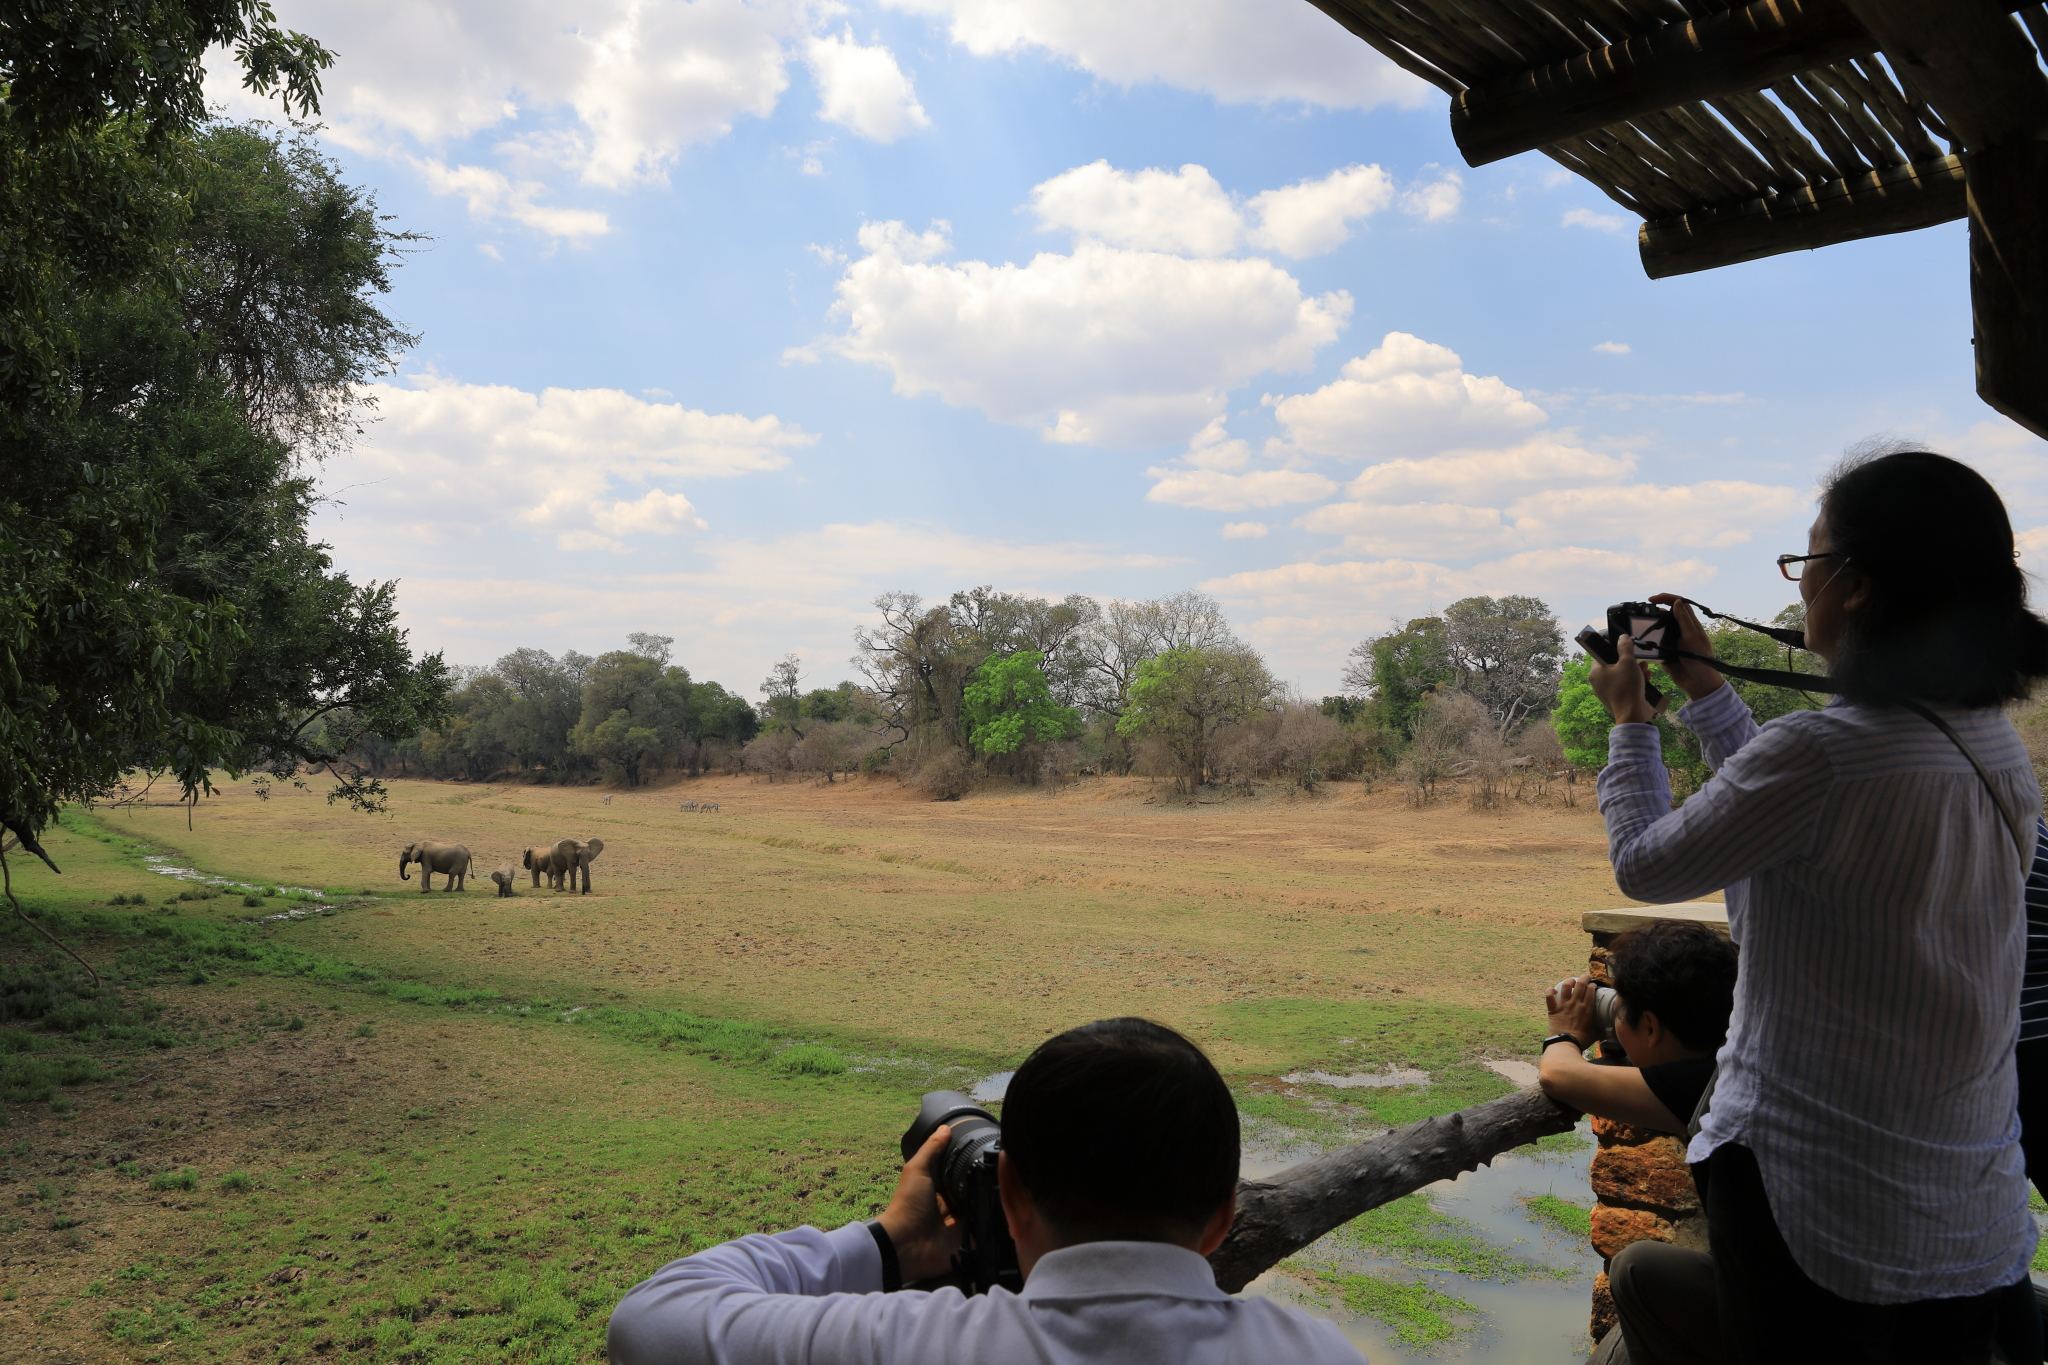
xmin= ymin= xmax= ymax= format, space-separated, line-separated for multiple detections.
xmin=1654 ymin=645 xmax=2033 ymax=866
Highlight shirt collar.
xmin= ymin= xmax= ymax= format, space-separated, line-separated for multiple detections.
xmin=1018 ymin=1241 xmax=1228 ymax=1303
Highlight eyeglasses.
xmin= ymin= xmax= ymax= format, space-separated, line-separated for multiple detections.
xmin=1776 ymin=552 xmax=1841 ymax=581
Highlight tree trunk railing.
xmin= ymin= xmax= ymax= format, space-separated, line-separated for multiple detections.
xmin=1209 ymin=1087 xmax=1579 ymax=1293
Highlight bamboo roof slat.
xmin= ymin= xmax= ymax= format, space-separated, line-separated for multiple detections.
xmin=1797 ymin=70 xmax=1909 ymax=167
xmin=1530 ymin=0 xmax=1625 ymax=48
xmin=1665 ymin=102 xmax=1785 ymax=190
xmin=1839 ymin=56 xmax=1946 ymax=162
xmin=1769 ymin=78 xmax=1873 ymax=175
xmin=2021 ymin=4 xmax=2048 ymax=57
xmin=1313 ymin=0 xmax=1468 ymax=92
xmin=1637 ymin=107 xmax=1767 ymax=199
xmin=1606 ymin=0 xmax=1691 ymax=29
xmin=1426 ymin=0 xmax=1541 ymax=68
xmin=1606 ymin=117 xmax=1744 ymax=202
xmin=1544 ymin=0 xmax=1655 ymax=44
xmin=1541 ymin=141 xmax=1656 ymax=214
xmin=1452 ymin=0 xmax=1591 ymax=62
xmin=1706 ymin=93 xmax=1823 ymax=187
xmin=1338 ymin=0 xmax=1486 ymax=83
xmin=1566 ymin=127 xmax=1700 ymax=214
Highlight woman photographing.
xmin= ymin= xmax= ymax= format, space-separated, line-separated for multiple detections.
xmin=1590 ymin=450 xmax=2048 ymax=1364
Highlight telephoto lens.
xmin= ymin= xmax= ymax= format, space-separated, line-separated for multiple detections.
xmin=899 ymin=1091 xmax=1022 ymax=1295
xmin=1555 ymin=981 xmax=1624 ymax=1041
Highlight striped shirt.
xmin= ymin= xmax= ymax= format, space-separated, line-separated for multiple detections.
xmin=1598 ymin=683 xmax=2038 ymax=1303
xmin=2023 ymin=816 xmax=2048 ymax=1044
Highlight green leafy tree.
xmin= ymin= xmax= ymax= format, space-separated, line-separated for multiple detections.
xmin=963 ymin=652 xmax=1077 ymax=755
xmin=1117 ymin=646 xmax=1276 ymax=789
xmin=1343 ymin=618 xmax=1455 ymax=738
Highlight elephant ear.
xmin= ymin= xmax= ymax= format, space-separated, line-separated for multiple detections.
xmin=583 ymin=837 xmax=604 ymax=860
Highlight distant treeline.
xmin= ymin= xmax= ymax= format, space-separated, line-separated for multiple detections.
xmin=350 ymin=588 xmax=1825 ymax=802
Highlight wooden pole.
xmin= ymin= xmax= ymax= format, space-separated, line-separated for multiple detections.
xmin=1970 ymin=144 xmax=2048 ymax=439
xmin=1207 ymin=1086 xmax=1578 ymax=1294
xmin=1452 ymin=0 xmax=1880 ymax=167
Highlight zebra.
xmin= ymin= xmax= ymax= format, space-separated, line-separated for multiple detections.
xmin=680 ymin=800 xmax=699 ymax=812
xmin=700 ymin=801 xmax=720 ymax=813
xmin=602 ymin=795 xmax=613 ymax=805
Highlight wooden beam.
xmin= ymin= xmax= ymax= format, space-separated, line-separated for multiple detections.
xmin=1452 ymin=0 xmax=1877 ymax=167
xmin=1969 ymin=144 xmax=2048 ymax=439
xmin=1208 ymin=1087 xmax=1577 ymax=1294
xmin=1639 ymin=153 xmax=1965 ymax=278
xmin=1840 ymin=0 xmax=2048 ymax=150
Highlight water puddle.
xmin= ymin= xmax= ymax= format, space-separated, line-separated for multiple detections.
xmin=1238 ymin=1123 xmax=1600 ymax=1364
xmin=1282 ymin=1066 xmax=1431 ymax=1089
xmin=140 ymin=855 xmax=337 ymax=922
xmin=970 ymin=1072 xmax=1013 ymax=1103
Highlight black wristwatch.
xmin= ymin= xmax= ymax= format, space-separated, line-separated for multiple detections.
xmin=1541 ymin=1032 xmax=1586 ymax=1053
xmin=865 ymin=1219 xmax=902 ymax=1292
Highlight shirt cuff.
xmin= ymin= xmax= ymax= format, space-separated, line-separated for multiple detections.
xmin=825 ymin=1220 xmax=885 ymax=1294
xmin=1605 ymin=721 xmax=1663 ymax=761
xmin=1676 ymin=681 xmax=1744 ymax=731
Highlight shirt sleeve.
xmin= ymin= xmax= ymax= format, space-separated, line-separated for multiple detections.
xmin=1598 ymin=710 xmax=1832 ymax=905
xmin=1676 ymin=682 xmax=1761 ymax=771
xmin=606 ymin=1222 xmax=887 ymax=1365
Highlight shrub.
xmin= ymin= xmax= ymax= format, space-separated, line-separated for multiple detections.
xmin=149 ymin=1169 xmax=198 ymax=1192
xmin=242 ymin=894 xmax=262 ymax=908
xmin=773 ymin=1044 xmax=848 ymax=1076
xmin=218 ymin=1172 xmax=252 ymax=1191
xmin=354 ymin=1023 xmax=376 ymax=1038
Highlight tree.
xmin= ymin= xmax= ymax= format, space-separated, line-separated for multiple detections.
xmin=1439 ymin=595 xmax=1565 ymax=739
xmin=964 ymin=652 xmax=1078 ymax=756
xmin=1117 ymin=646 xmax=1277 ymax=789
xmin=759 ymin=654 xmax=806 ymax=736
xmin=1344 ymin=618 xmax=1454 ymax=739
xmin=2 ymin=116 xmax=446 ymax=867
xmin=573 ymin=652 xmax=693 ymax=786
xmin=2 ymin=1 xmax=334 ymax=421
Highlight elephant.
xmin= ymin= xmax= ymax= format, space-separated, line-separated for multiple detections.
xmin=399 ymin=841 xmax=473 ymax=892
xmin=524 ymin=837 xmax=604 ymax=893
xmin=489 ymin=864 xmax=517 ymax=898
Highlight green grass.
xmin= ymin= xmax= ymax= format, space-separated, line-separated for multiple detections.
xmin=1315 ymin=1268 xmax=1480 ymax=1349
xmin=1337 ymin=1193 xmax=1567 ymax=1281
xmin=1520 ymin=1193 xmax=1593 ymax=1239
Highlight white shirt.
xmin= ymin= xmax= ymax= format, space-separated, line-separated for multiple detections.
xmin=606 ymin=1222 xmax=1366 ymax=1365
xmin=1599 ymin=683 xmax=2038 ymax=1303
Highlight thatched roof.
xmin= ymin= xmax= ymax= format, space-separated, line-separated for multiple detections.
xmin=1305 ymin=0 xmax=2048 ymax=434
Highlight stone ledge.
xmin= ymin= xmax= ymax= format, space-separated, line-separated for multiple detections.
xmin=1581 ymin=902 xmax=1729 ymax=940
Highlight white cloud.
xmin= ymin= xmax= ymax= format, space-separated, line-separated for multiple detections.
xmin=1593 ymin=341 xmax=1631 ymax=355
xmin=2019 ymin=525 xmax=2048 ymax=562
xmin=410 ymin=157 xmax=612 ymax=239
xmin=806 ymin=28 xmax=931 ymax=141
xmin=1222 ymin=521 xmax=1269 ymax=539
xmin=1398 ymin=170 xmax=1462 ymax=221
xmin=1296 ymin=501 xmax=1517 ymax=560
xmin=1268 ymin=333 xmax=1548 ymax=462
xmin=882 ymin=0 xmax=1430 ymax=110
xmin=1030 ymin=162 xmax=1242 ymax=257
xmin=1246 ymin=164 xmax=1395 ymax=258
xmin=797 ymin=220 xmax=1352 ymax=447
xmin=1564 ymin=206 xmax=1629 ymax=232
xmin=1507 ymin=481 xmax=1804 ymax=549
xmin=329 ymin=373 xmax=813 ymax=553
xmin=1342 ymin=437 xmax=1635 ymax=504
xmin=1145 ymin=467 xmax=1338 ymax=511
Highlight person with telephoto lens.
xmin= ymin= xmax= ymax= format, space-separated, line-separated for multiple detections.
xmin=605 ymin=1018 xmax=1367 ymax=1365
xmin=1588 ymin=449 xmax=2048 ymax=1365
xmin=1542 ymin=921 xmax=1736 ymax=1365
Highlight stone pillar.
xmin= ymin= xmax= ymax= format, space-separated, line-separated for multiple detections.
xmin=1578 ymin=902 xmax=1727 ymax=1342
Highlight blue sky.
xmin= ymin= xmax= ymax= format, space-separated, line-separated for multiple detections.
xmin=208 ymin=0 xmax=2048 ymax=696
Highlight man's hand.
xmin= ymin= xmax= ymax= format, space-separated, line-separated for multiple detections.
xmin=1646 ymin=594 xmax=1725 ymax=703
xmin=1589 ymin=631 xmax=1665 ymax=726
xmin=875 ymin=1124 xmax=963 ymax=1282
xmin=1547 ymin=975 xmax=1599 ymax=1046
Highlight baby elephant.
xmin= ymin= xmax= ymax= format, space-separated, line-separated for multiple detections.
xmin=489 ymin=864 xmax=517 ymax=898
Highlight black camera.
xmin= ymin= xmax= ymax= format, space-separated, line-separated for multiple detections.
xmin=1578 ymin=601 xmax=1679 ymax=664
xmin=900 ymin=1091 xmax=1021 ymax=1295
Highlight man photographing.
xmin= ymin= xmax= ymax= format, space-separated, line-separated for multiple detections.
xmin=606 ymin=1017 xmax=1364 ymax=1365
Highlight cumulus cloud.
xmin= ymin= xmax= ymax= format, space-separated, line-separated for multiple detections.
xmin=1342 ymin=436 xmax=1635 ymax=504
xmin=1146 ymin=467 xmax=1338 ymax=512
xmin=1296 ymin=501 xmax=1516 ymax=560
xmin=1031 ymin=161 xmax=1416 ymax=260
xmin=1398 ymin=170 xmax=1462 ymax=221
xmin=806 ymin=28 xmax=931 ymax=140
xmin=881 ymin=0 xmax=1430 ymax=109
xmin=1593 ymin=341 xmax=1631 ymax=355
xmin=1222 ymin=521 xmax=1269 ymax=539
xmin=1030 ymin=162 xmax=1242 ymax=257
xmin=1507 ymin=481 xmax=1804 ymax=549
xmin=329 ymin=373 xmax=812 ymax=553
xmin=1269 ymin=333 xmax=1549 ymax=463
xmin=1564 ymin=206 xmax=1629 ymax=231
xmin=796 ymin=220 xmax=1352 ymax=447
xmin=409 ymin=157 xmax=612 ymax=239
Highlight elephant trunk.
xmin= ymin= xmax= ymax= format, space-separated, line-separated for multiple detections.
xmin=399 ymin=851 xmax=413 ymax=881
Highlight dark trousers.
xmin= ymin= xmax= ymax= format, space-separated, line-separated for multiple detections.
xmin=1610 ymin=1239 xmax=1723 ymax=1365
xmin=1695 ymin=1142 xmax=2002 ymax=1364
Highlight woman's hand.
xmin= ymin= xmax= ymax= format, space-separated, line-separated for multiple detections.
xmin=1647 ymin=594 xmax=1726 ymax=702
xmin=1589 ymin=631 xmax=1665 ymax=725
xmin=1547 ymin=974 xmax=1599 ymax=1046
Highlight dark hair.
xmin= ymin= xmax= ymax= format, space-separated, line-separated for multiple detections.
xmin=1000 ymin=1018 xmax=1237 ymax=1243
xmin=1608 ymin=921 xmax=1739 ymax=1052
xmin=1821 ymin=448 xmax=2048 ymax=705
